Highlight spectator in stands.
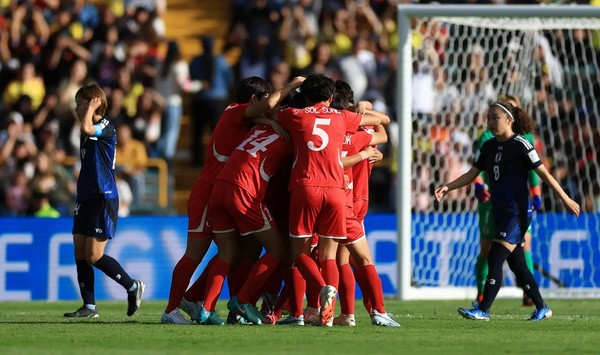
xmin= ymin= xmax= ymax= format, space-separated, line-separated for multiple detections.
xmin=116 ymin=122 xmax=148 ymax=207
xmin=44 ymin=5 xmax=91 ymax=92
xmin=3 ymin=169 xmax=30 ymax=216
xmin=2 ymin=61 xmax=45 ymax=110
xmin=30 ymin=151 xmax=74 ymax=215
xmin=31 ymin=189 xmax=60 ymax=218
xmin=132 ymin=88 xmax=164 ymax=155
xmin=189 ymin=35 xmax=233 ymax=166
xmin=155 ymin=40 xmax=205 ymax=162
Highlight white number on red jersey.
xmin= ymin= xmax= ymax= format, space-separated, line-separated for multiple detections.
xmin=307 ymin=118 xmax=330 ymax=152
xmin=236 ymin=130 xmax=280 ymax=157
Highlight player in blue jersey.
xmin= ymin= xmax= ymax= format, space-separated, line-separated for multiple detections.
xmin=434 ymin=100 xmax=580 ymax=321
xmin=64 ymin=84 xmax=145 ymax=318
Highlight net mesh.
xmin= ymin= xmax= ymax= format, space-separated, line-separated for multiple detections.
xmin=409 ymin=16 xmax=600 ymax=291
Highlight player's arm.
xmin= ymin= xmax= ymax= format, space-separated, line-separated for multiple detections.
xmin=80 ymin=97 xmax=103 ymax=136
xmin=534 ymin=164 xmax=580 ymax=217
xmin=359 ymin=109 xmax=390 ymax=126
xmin=252 ymin=116 xmax=290 ymax=141
xmin=243 ymin=76 xmax=305 ymax=119
xmin=342 ymin=146 xmax=378 ymax=168
xmin=434 ymin=166 xmax=481 ymax=201
xmin=369 ymin=124 xmax=387 ymax=146
xmin=472 ymin=131 xmax=492 ymax=202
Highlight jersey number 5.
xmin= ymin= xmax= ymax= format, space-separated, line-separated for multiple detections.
xmin=307 ymin=118 xmax=331 ymax=152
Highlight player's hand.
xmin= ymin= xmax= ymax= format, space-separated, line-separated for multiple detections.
xmin=531 ymin=194 xmax=543 ymax=211
xmin=563 ymin=198 xmax=581 ymax=217
xmin=474 ymin=182 xmax=490 ymax=203
xmin=290 ymin=76 xmax=306 ymax=87
xmin=87 ymin=97 xmax=102 ymax=113
xmin=434 ymin=185 xmax=448 ymax=201
xmin=369 ymin=148 xmax=383 ymax=163
xmin=361 ymin=146 xmax=379 ymax=161
xmin=267 ymin=119 xmax=290 ymax=141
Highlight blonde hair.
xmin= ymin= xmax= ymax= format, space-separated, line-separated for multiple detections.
xmin=497 ymin=94 xmax=521 ymax=109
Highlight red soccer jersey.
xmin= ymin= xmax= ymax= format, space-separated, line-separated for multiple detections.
xmin=198 ymin=103 xmax=252 ymax=185
xmin=342 ymin=130 xmax=373 ymax=207
xmin=217 ymin=125 xmax=292 ymax=201
xmin=350 ymin=130 xmax=375 ymax=203
xmin=278 ymin=104 xmax=361 ymax=189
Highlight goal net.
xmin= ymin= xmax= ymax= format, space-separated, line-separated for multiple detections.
xmin=396 ymin=5 xmax=600 ymax=300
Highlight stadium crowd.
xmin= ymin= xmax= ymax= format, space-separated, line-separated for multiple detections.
xmin=1 ymin=0 xmax=600 ymax=218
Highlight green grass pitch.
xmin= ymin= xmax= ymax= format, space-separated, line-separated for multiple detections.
xmin=1 ymin=299 xmax=599 ymax=354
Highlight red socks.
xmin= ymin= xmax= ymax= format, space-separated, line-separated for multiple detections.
xmin=165 ymin=255 xmax=199 ymax=313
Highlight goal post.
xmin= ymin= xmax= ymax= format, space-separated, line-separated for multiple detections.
xmin=395 ymin=4 xmax=600 ymax=300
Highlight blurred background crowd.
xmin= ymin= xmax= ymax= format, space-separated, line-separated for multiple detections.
xmin=0 ymin=0 xmax=599 ymax=218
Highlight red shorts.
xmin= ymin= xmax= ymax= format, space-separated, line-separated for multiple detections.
xmin=187 ymin=181 xmax=214 ymax=239
xmin=210 ymin=181 xmax=274 ymax=236
xmin=353 ymin=199 xmax=369 ymax=222
xmin=340 ymin=206 xmax=365 ymax=245
xmin=289 ymin=186 xmax=346 ymax=240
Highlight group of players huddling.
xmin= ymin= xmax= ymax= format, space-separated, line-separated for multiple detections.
xmin=159 ymin=73 xmax=399 ymax=327
xmin=68 ymin=72 xmax=579 ymax=326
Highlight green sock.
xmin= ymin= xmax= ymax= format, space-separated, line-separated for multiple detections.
xmin=524 ymin=251 xmax=534 ymax=274
xmin=475 ymin=255 xmax=488 ymax=295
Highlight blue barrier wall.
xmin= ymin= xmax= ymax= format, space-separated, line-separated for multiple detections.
xmin=0 ymin=213 xmax=597 ymax=300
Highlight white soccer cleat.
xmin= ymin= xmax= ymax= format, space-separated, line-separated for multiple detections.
xmin=333 ymin=313 xmax=356 ymax=326
xmin=161 ymin=308 xmax=193 ymax=325
xmin=371 ymin=310 xmax=400 ymax=327
xmin=319 ymin=285 xmax=337 ymax=327
xmin=276 ymin=315 xmax=305 ymax=326
xmin=303 ymin=306 xmax=320 ymax=326
xmin=179 ymin=298 xmax=201 ymax=321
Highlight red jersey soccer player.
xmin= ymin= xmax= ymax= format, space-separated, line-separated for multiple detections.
xmin=277 ymin=74 xmax=384 ymax=326
xmin=161 ymin=76 xmax=304 ymax=325
xmin=200 ymin=124 xmax=292 ymax=325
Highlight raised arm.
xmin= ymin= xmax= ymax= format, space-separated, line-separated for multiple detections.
xmin=80 ymin=98 xmax=102 ymax=136
xmin=243 ymin=76 xmax=305 ymax=119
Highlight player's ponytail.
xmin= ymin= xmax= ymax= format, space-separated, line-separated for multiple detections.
xmin=510 ymin=105 xmax=537 ymax=135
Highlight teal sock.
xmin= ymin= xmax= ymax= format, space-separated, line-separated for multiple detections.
xmin=475 ymin=255 xmax=488 ymax=295
xmin=524 ymin=251 xmax=534 ymax=274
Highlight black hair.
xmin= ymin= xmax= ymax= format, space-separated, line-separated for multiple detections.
xmin=300 ymin=73 xmax=335 ymax=104
xmin=234 ymin=76 xmax=273 ymax=104
xmin=331 ymin=80 xmax=354 ymax=110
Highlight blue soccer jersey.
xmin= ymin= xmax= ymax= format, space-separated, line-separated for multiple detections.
xmin=76 ymin=117 xmax=119 ymax=202
xmin=473 ymin=134 xmax=542 ymax=222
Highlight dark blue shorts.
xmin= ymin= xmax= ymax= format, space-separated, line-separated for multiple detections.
xmin=72 ymin=199 xmax=119 ymax=238
xmin=495 ymin=212 xmax=532 ymax=245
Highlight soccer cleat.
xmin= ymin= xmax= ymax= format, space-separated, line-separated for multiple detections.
xmin=179 ymin=298 xmax=201 ymax=321
xmin=522 ymin=293 xmax=534 ymax=307
xmin=528 ymin=305 xmax=552 ymax=321
xmin=303 ymin=306 xmax=320 ymax=326
xmin=333 ymin=313 xmax=356 ymax=326
xmin=458 ymin=307 xmax=490 ymax=321
xmin=64 ymin=306 xmax=99 ymax=318
xmin=227 ymin=296 xmax=267 ymax=325
xmin=371 ymin=310 xmax=400 ymax=327
xmin=319 ymin=285 xmax=337 ymax=327
xmin=161 ymin=308 xmax=192 ymax=325
xmin=127 ymin=280 xmax=145 ymax=316
xmin=226 ymin=311 xmax=253 ymax=325
xmin=276 ymin=315 xmax=305 ymax=326
xmin=198 ymin=307 xmax=225 ymax=325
